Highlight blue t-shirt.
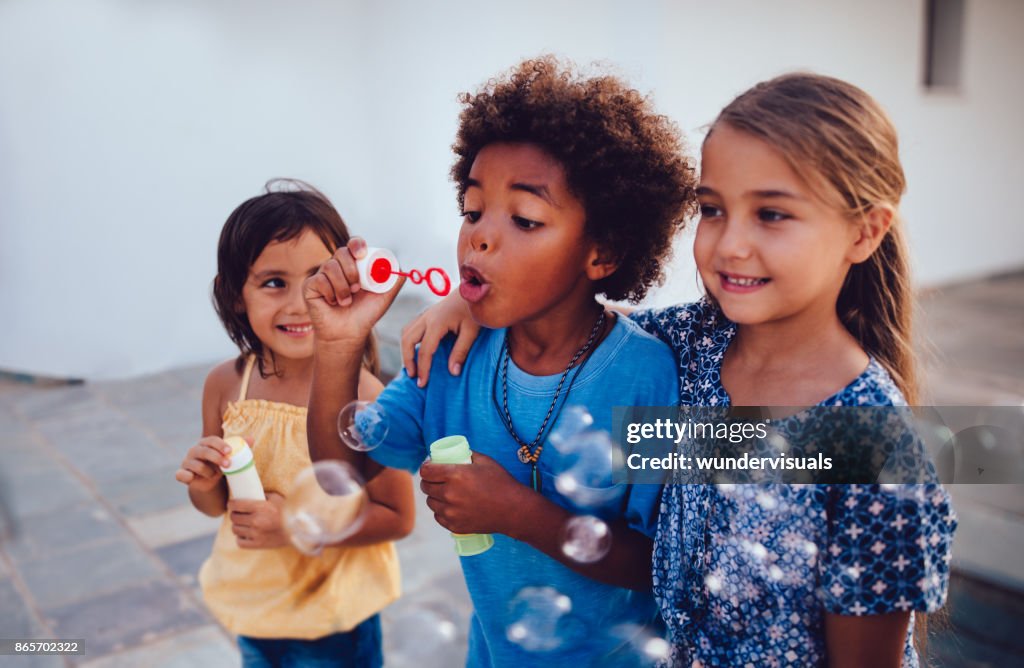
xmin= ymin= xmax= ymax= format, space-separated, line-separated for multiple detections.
xmin=369 ymin=316 xmax=680 ymax=667
xmin=631 ymin=300 xmax=957 ymax=668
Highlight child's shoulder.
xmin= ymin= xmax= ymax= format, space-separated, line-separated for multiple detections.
xmin=824 ymin=358 xmax=907 ymax=407
xmin=614 ymin=314 xmax=677 ymax=362
xmin=203 ymin=357 xmax=244 ymax=405
xmin=629 ymin=298 xmax=731 ymax=346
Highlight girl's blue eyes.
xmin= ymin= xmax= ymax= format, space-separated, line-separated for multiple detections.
xmin=261 ymin=278 xmax=285 ymax=288
xmin=698 ymin=204 xmax=791 ymax=223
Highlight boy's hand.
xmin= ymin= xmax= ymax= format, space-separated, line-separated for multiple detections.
xmin=228 ymin=492 xmax=289 ymax=549
xmin=400 ymin=292 xmax=479 ymax=387
xmin=304 ymin=237 xmax=405 ymax=346
xmin=419 ymin=452 xmax=525 ymax=535
xmin=175 ymin=436 xmax=233 ymax=493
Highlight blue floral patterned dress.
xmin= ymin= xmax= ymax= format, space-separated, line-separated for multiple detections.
xmin=631 ymin=300 xmax=957 ymax=667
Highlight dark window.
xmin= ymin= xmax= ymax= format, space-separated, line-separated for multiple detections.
xmin=924 ymin=0 xmax=965 ymax=89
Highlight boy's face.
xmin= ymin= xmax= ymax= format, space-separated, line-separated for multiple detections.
xmin=456 ymin=142 xmax=601 ymax=329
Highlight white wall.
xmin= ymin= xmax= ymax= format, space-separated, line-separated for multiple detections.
xmin=1 ymin=0 xmax=1021 ymax=379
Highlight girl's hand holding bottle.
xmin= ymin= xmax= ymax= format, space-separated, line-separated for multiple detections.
xmin=175 ymin=436 xmax=233 ymax=493
xmin=229 ymin=492 xmax=289 ymax=549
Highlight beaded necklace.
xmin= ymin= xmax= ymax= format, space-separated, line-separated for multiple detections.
xmin=492 ymin=310 xmax=607 ymax=491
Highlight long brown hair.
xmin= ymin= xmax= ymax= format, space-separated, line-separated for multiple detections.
xmin=712 ymin=73 xmax=917 ymax=404
xmin=212 ymin=179 xmax=380 ymax=378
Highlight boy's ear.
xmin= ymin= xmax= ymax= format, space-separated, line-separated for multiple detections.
xmin=847 ymin=205 xmax=894 ymax=264
xmin=585 ymin=244 xmax=620 ymax=281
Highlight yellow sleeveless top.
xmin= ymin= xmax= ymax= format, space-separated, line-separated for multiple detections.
xmin=198 ymin=356 xmax=401 ymax=639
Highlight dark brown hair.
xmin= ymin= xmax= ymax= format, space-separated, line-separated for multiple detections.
xmin=712 ymin=73 xmax=917 ymax=404
xmin=451 ymin=56 xmax=698 ymax=302
xmin=212 ymin=179 xmax=379 ymax=378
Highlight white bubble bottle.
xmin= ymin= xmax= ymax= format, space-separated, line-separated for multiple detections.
xmin=428 ymin=435 xmax=494 ymax=556
xmin=355 ymin=246 xmax=401 ymax=294
xmin=221 ymin=436 xmax=266 ymax=501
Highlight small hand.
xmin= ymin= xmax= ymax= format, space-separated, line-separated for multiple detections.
xmin=419 ymin=452 xmax=525 ymax=535
xmin=228 ymin=492 xmax=289 ymax=549
xmin=303 ymin=237 xmax=405 ymax=346
xmin=400 ymin=291 xmax=479 ymax=387
xmin=175 ymin=436 xmax=233 ymax=493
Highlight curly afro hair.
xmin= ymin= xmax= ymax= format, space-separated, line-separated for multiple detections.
xmin=451 ymin=56 xmax=697 ymax=302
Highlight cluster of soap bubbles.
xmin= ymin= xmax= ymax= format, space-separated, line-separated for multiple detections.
xmin=338 ymin=400 xmax=389 ymax=452
xmin=546 ymin=407 xmax=627 ymax=564
xmin=283 ymin=461 xmax=368 ymax=555
xmin=549 ymin=406 xmax=624 ymax=511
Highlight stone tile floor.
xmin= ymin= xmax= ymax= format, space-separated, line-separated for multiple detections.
xmin=0 ymin=279 xmax=1021 ymax=667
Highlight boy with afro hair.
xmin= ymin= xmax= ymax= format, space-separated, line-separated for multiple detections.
xmin=305 ymin=55 xmax=697 ymax=667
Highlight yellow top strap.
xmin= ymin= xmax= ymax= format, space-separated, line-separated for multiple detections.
xmin=237 ymin=355 xmax=257 ymax=402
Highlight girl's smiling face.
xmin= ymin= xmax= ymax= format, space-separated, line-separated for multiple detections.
xmin=457 ymin=142 xmax=608 ymax=329
xmin=694 ymin=123 xmax=863 ymax=327
xmin=241 ymin=228 xmax=332 ymax=362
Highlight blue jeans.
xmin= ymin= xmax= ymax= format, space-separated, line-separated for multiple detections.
xmin=237 ymin=615 xmax=382 ymax=668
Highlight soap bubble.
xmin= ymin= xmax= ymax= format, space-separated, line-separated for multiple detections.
xmin=561 ymin=515 xmax=612 ymax=563
xmin=603 ymin=623 xmax=672 ymax=667
xmin=553 ymin=430 xmax=624 ymax=511
xmin=337 ymin=401 xmax=389 ymax=452
xmin=548 ymin=406 xmax=595 ymax=452
xmin=384 ymin=601 xmax=461 ymax=665
xmin=506 ymin=586 xmax=579 ymax=652
xmin=283 ymin=461 xmax=368 ymax=555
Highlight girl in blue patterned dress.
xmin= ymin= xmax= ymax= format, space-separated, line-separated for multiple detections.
xmin=400 ymin=73 xmax=956 ymax=667
xmin=627 ymin=74 xmax=956 ymax=667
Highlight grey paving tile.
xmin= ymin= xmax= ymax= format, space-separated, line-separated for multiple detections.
xmin=13 ymin=386 xmax=102 ymax=421
xmin=44 ymin=579 xmax=208 ymax=659
xmin=4 ymin=505 xmax=126 ymax=565
xmin=126 ymin=505 xmax=221 ymax=550
xmin=3 ymin=467 xmax=93 ymax=522
xmin=91 ymin=373 xmax=188 ymax=409
xmin=0 ymin=578 xmax=47 ymax=638
xmin=42 ymin=425 xmax=179 ymax=487
xmin=75 ymin=625 xmax=237 ymax=668
xmin=97 ymin=469 xmax=188 ymax=519
xmin=154 ymin=534 xmax=216 ymax=587
xmin=20 ymin=537 xmax=162 ymax=611
xmin=166 ymin=363 xmax=215 ymax=392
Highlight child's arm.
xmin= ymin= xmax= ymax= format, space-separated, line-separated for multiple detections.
xmin=400 ymin=293 xmax=635 ymax=388
xmin=304 ymin=238 xmax=405 ymax=481
xmin=174 ymin=363 xmax=234 ymax=517
xmin=824 ymin=612 xmax=910 ymax=667
xmin=336 ymin=368 xmax=415 ymax=544
xmin=420 ymin=453 xmax=652 ymax=591
xmin=399 ymin=291 xmax=480 ymax=387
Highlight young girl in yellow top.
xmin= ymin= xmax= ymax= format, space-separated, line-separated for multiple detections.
xmin=174 ymin=180 xmax=414 ymax=668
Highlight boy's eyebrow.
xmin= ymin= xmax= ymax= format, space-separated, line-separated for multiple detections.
xmin=510 ymin=182 xmax=555 ymax=205
xmin=464 ymin=177 xmax=556 ymax=205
